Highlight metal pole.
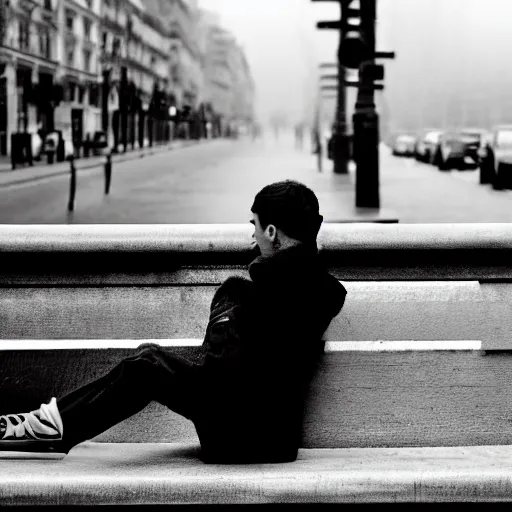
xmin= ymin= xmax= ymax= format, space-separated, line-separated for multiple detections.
xmin=67 ymin=156 xmax=76 ymax=213
xmin=331 ymin=0 xmax=349 ymax=174
xmin=354 ymin=0 xmax=380 ymax=208
xmin=102 ymin=69 xmax=110 ymax=134
xmin=317 ymin=135 xmax=323 ymax=173
xmin=120 ymin=66 xmax=128 ymax=153
xmin=104 ymin=152 xmax=112 ymax=195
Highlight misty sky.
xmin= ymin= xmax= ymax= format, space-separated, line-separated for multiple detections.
xmin=199 ymin=0 xmax=512 ymax=132
xmin=198 ymin=0 xmax=340 ymax=124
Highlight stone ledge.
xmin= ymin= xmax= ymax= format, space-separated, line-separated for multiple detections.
xmin=2 ymin=223 xmax=512 ymax=253
xmin=2 ymin=443 xmax=512 ymax=505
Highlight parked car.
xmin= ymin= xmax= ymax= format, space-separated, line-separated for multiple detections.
xmin=414 ymin=129 xmax=434 ymax=161
xmin=415 ymin=129 xmax=443 ymax=164
xmin=91 ymin=131 xmax=109 ymax=156
xmin=437 ymin=128 xmax=488 ymax=171
xmin=478 ymin=125 xmax=512 ymax=188
xmin=391 ymin=133 xmax=417 ymax=157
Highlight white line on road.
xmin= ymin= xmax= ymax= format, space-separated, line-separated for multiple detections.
xmin=325 ymin=340 xmax=482 ymax=351
xmin=0 ymin=339 xmax=482 ymax=351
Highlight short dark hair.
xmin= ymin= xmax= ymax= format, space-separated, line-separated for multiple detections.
xmin=251 ymin=180 xmax=323 ymax=244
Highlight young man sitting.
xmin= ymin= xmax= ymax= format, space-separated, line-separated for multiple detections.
xmin=0 ymin=180 xmax=347 ymax=463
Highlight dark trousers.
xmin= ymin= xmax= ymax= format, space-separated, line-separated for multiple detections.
xmin=57 ymin=344 xmax=199 ymax=450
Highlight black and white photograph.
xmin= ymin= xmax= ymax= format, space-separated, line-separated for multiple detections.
xmin=1 ymin=0 xmax=512 ymax=507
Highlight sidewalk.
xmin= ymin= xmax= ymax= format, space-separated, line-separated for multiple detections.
xmin=13 ymin=131 xmax=510 ymax=225
xmin=2 ymin=132 xmax=511 ymax=225
xmin=228 ymin=134 xmax=398 ymax=224
xmin=0 ymin=139 xmax=202 ymax=189
xmin=61 ymin=134 xmax=400 ymax=225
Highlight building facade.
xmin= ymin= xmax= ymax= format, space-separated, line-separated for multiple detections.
xmin=229 ymin=43 xmax=255 ymax=133
xmin=200 ymin=17 xmax=255 ymax=137
xmin=141 ymin=0 xmax=204 ymax=139
xmin=142 ymin=0 xmax=202 ymax=110
xmin=100 ymin=0 xmax=171 ymax=150
xmin=143 ymin=0 xmax=255 ymax=139
xmin=54 ymin=0 xmax=102 ymax=152
xmin=0 ymin=0 xmax=61 ymax=157
xmin=0 ymin=0 xmax=255 ymax=159
xmin=126 ymin=0 xmax=171 ymax=146
xmin=199 ymin=15 xmax=229 ymax=136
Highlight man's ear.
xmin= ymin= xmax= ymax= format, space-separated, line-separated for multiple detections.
xmin=265 ymin=224 xmax=277 ymax=242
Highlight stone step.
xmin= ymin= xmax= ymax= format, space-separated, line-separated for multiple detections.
xmin=1 ymin=344 xmax=510 ymax=448
xmin=2 ymin=281 xmax=511 ymax=349
xmin=2 ymin=443 xmax=512 ymax=505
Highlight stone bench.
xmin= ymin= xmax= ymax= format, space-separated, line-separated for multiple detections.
xmin=1 ymin=223 xmax=512 ymax=505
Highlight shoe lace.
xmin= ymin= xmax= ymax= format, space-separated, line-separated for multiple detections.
xmin=0 ymin=413 xmax=35 ymax=439
xmin=0 ymin=399 xmax=62 ymax=441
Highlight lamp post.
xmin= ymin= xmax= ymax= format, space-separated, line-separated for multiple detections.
xmin=353 ymin=0 xmax=379 ymax=208
xmin=140 ymin=101 xmax=149 ymax=149
xmin=331 ymin=5 xmax=350 ymax=174
xmin=313 ymin=0 xmax=350 ymax=174
xmin=101 ymin=69 xmax=111 ymax=134
xmin=120 ymin=66 xmax=128 ymax=152
xmin=318 ymin=0 xmax=394 ymax=208
xmin=169 ymin=105 xmax=177 ymax=143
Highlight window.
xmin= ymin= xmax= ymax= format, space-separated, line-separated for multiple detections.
xmin=18 ymin=19 xmax=30 ymax=52
xmin=101 ymin=31 xmax=107 ymax=51
xmin=78 ymin=85 xmax=85 ymax=104
xmin=89 ymin=84 xmax=99 ymax=108
xmin=83 ymin=18 xmax=91 ymax=41
xmin=39 ymin=28 xmax=51 ymax=59
xmin=67 ymin=82 xmax=76 ymax=103
xmin=44 ymin=0 xmax=52 ymax=11
xmin=16 ymin=69 xmax=30 ymax=132
xmin=86 ymin=0 xmax=93 ymax=8
xmin=65 ymin=10 xmax=75 ymax=32
xmin=83 ymin=49 xmax=91 ymax=72
xmin=112 ymin=37 xmax=121 ymax=57
xmin=66 ymin=48 xmax=75 ymax=67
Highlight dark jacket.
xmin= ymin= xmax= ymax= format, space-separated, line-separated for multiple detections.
xmin=193 ymin=243 xmax=347 ymax=464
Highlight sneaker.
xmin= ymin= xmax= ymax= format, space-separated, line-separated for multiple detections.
xmin=0 ymin=397 xmax=66 ymax=459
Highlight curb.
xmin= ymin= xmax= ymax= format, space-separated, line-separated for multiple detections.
xmin=0 ymin=140 xmax=202 ymax=189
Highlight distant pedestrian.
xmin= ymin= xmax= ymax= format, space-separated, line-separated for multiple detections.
xmin=295 ymin=123 xmax=304 ymax=150
xmin=273 ymin=125 xmax=280 ymax=142
xmin=251 ymin=123 xmax=262 ymax=142
xmin=312 ymin=127 xmax=323 ymax=172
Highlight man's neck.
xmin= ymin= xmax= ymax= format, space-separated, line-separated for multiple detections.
xmin=272 ymin=238 xmax=302 ymax=255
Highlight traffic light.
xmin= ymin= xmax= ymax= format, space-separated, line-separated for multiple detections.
xmin=316 ymin=1 xmax=394 ymax=74
xmin=315 ymin=0 xmax=368 ymax=69
xmin=338 ymin=6 xmax=374 ymax=71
